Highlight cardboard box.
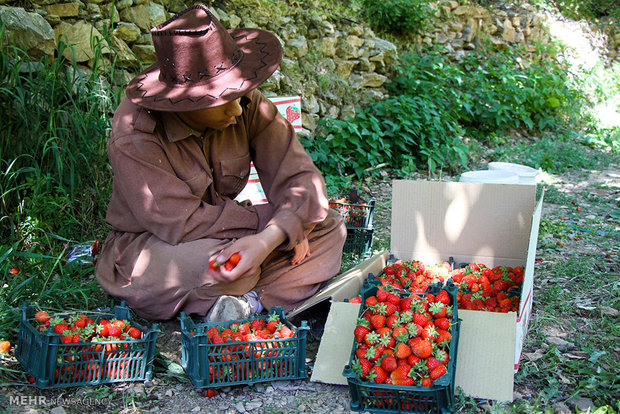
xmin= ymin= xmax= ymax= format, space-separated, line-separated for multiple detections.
xmin=301 ymin=180 xmax=543 ymax=402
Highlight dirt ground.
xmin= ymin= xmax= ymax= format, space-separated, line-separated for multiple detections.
xmin=1 ymin=164 xmax=618 ymax=414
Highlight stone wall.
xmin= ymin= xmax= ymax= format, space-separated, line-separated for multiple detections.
xmin=0 ymin=0 xmax=616 ymax=138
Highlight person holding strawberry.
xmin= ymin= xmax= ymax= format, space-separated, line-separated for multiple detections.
xmin=95 ymin=4 xmax=346 ymax=322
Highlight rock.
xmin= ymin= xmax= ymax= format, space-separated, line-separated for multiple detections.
xmin=119 ymin=2 xmax=167 ymax=32
xmin=132 ymin=44 xmax=156 ymax=63
xmin=113 ymin=22 xmax=142 ymax=43
xmin=287 ymin=36 xmax=308 ymax=58
xmin=361 ymin=73 xmax=387 ymax=88
xmin=109 ymin=35 xmax=140 ymax=68
xmin=0 ymin=6 xmax=55 ymax=59
xmin=54 ymin=20 xmax=109 ymax=62
xmin=553 ymin=402 xmax=571 ymax=414
xmin=567 ymin=397 xmax=595 ymax=412
xmin=45 ymin=2 xmax=79 ymax=17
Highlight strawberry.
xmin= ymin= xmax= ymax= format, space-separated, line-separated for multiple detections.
xmin=411 ymin=339 xmax=433 ymax=359
xmin=250 ymin=318 xmax=266 ymax=332
xmin=352 ymin=357 xmax=372 ymax=378
xmin=394 ymin=342 xmax=412 ymax=360
xmin=266 ymin=314 xmax=280 ymax=334
xmin=434 ymin=317 xmax=450 ymax=331
xmin=386 ymin=314 xmax=400 ymax=330
xmin=430 ymin=364 xmax=447 ymax=380
xmin=413 ymin=312 xmax=429 ymax=327
xmin=354 ymin=322 xmax=371 ymax=343
xmin=277 ymin=324 xmax=294 ymax=338
xmin=421 ymin=377 xmax=433 ymax=387
xmin=399 ymin=297 xmax=413 ymax=311
xmin=126 ymin=327 xmax=142 ymax=339
xmin=390 ymin=364 xmax=415 ymax=386
xmin=380 ymin=355 xmax=398 ymax=372
xmin=368 ymin=365 xmax=389 ymax=384
xmin=365 ymin=296 xmax=378 ymax=307
xmin=435 ymin=290 xmax=450 ymax=305
xmin=370 ymin=314 xmax=386 ymax=330
xmin=425 ymin=356 xmax=441 ymax=372
xmin=435 ymin=329 xmax=452 ymax=346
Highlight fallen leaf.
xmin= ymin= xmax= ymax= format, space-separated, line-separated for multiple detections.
xmin=564 ymin=352 xmax=587 ymax=359
xmin=600 ymin=306 xmax=618 ymax=317
xmin=524 ymin=352 xmax=544 ymax=362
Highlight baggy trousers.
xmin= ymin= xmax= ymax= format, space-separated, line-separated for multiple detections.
xmin=95 ymin=209 xmax=347 ymax=320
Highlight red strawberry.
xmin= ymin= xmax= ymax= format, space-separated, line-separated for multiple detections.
xmin=425 ymin=356 xmax=441 ymax=372
xmin=411 ymin=339 xmax=433 ymax=359
xmin=435 ymin=290 xmax=450 ymax=305
xmin=278 ymin=324 xmax=294 ymax=338
xmin=352 ymin=357 xmax=372 ymax=378
xmin=399 ymin=297 xmax=413 ymax=311
xmin=251 ymin=318 xmax=266 ymax=332
xmin=421 ymin=377 xmax=433 ymax=387
xmin=370 ymin=314 xmax=386 ymax=330
xmin=368 ymin=365 xmax=389 ymax=384
xmin=380 ymin=355 xmax=398 ymax=372
xmin=376 ymin=288 xmax=389 ymax=303
xmin=413 ymin=312 xmax=429 ymax=327
xmin=390 ymin=364 xmax=415 ymax=386
xmin=394 ymin=342 xmax=412 ymax=360
xmin=365 ymin=296 xmax=378 ymax=307
xmin=435 ymin=329 xmax=452 ymax=345
xmin=354 ymin=323 xmax=370 ymax=343
xmin=434 ymin=317 xmax=450 ymax=331
xmin=430 ymin=364 xmax=447 ymax=380
xmin=266 ymin=314 xmax=280 ymax=333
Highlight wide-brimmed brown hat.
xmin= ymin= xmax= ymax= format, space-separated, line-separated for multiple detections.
xmin=126 ymin=4 xmax=282 ymax=111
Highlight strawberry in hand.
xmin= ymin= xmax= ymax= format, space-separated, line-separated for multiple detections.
xmin=209 ymin=252 xmax=242 ymax=271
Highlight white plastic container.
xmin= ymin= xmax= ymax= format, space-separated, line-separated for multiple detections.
xmin=488 ymin=162 xmax=539 ymax=186
xmin=459 ymin=170 xmax=520 ymax=184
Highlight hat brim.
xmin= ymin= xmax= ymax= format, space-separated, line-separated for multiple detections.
xmin=126 ymin=28 xmax=282 ymax=111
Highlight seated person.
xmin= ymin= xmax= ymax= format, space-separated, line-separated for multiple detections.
xmin=95 ymin=4 xmax=347 ymax=321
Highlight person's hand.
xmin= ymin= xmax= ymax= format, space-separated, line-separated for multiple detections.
xmin=207 ymin=225 xmax=286 ymax=283
xmin=291 ymin=238 xmax=310 ymax=266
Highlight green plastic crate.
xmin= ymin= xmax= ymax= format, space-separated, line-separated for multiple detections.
xmin=15 ymin=302 xmax=159 ymax=388
xmin=179 ymin=307 xmax=309 ymax=388
xmin=330 ymin=198 xmax=375 ymax=228
xmin=343 ymin=227 xmax=374 ymax=256
xmin=343 ymin=279 xmax=460 ymax=414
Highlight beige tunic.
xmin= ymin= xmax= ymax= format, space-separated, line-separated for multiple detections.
xmin=95 ymin=89 xmax=346 ymax=320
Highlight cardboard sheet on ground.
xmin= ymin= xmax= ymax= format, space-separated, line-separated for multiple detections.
xmin=287 ymin=252 xmax=388 ymax=319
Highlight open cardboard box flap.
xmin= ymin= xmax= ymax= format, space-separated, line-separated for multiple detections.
xmin=308 ymin=180 xmax=543 ymax=402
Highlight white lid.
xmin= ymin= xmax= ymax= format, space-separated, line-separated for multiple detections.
xmin=488 ymin=162 xmax=539 ymax=177
xmin=459 ymin=170 xmax=520 ymax=184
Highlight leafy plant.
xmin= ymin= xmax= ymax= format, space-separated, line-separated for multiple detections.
xmin=355 ymin=0 xmax=435 ymax=35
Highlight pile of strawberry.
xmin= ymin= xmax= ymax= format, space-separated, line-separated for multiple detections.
xmin=452 ymin=263 xmax=523 ymax=312
xmin=350 ymin=285 xmax=455 ymax=387
xmin=28 ymin=309 xmax=147 ymax=383
xmin=194 ymin=313 xmax=298 ymax=383
xmin=200 ymin=313 xmax=295 ymax=344
xmin=32 ymin=310 xmax=143 ymax=343
xmin=375 ymin=259 xmax=452 ymax=293
xmin=372 ymin=259 xmax=524 ymax=313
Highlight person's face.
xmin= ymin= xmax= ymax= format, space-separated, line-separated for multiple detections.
xmin=178 ymin=98 xmax=243 ymax=131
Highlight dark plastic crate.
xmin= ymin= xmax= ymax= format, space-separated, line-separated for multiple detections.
xmin=179 ymin=307 xmax=309 ymax=388
xmin=15 ymin=302 xmax=159 ymax=388
xmin=330 ymin=199 xmax=375 ymax=228
xmin=343 ymin=278 xmax=460 ymax=413
xmin=343 ymin=227 xmax=374 ymax=256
